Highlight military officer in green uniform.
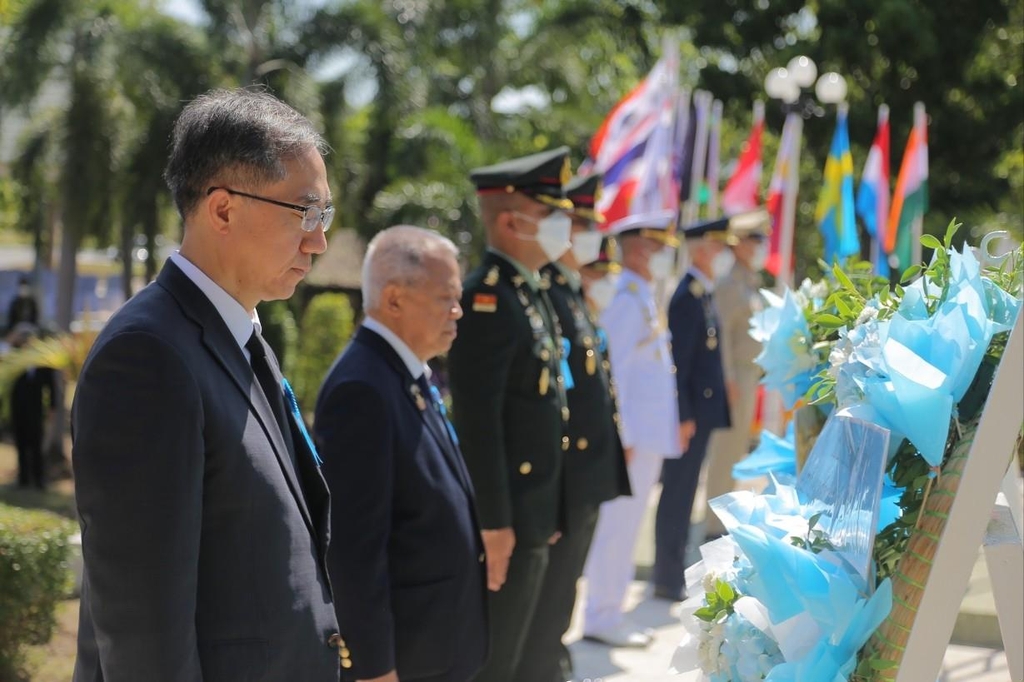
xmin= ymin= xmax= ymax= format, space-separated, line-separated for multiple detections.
xmin=515 ymin=174 xmax=631 ymax=682
xmin=447 ymin=147 xmax=574 ymax=682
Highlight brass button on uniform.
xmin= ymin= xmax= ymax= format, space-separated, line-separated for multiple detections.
xmin=561 ymin=436 xmax=570 ymax=451
xmin=540 ymin=349 xmax=551 ymax=361
xmin=327 ymin=633 xmax=344 ymax=649
xmin=561 ymin=406 xmax=570 ymax=422
xmin=577 ymin=438 xmax=589 ymax=450
xmin=478 ymin=552 xmax=486 ymax=563
xmin=670 ymin=364 xmax=677 ymax=374
xmin=519 ymin=462 xmax=533 ymax=475
xmin=703 ymin=388 xmax=713 ymax=398
xmin=341 ymin=658 xmax=353 ymax=669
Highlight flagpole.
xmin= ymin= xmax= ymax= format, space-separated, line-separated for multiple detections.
xmin=777 ymin=112 xmax=802 ymax=290
xmin=911 ymin=102 xmax=927 ymax=267
xmin=707 ymin=98 xmax=723 ymax=218
xmin=684 ymin=90 xmax=712 ymax=228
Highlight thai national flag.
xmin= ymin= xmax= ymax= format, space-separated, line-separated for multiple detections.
xmin=585 ymin=40 xmax=679 ymax=230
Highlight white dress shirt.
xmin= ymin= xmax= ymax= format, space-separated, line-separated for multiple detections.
xmin=170 ymin=251 xmax=260 ymax=360
xmin=360 ymin=315 xmax=431 ymax=380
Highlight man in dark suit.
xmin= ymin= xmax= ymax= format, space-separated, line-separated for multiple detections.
xmin=515 ymin=174 xmax=630 ymax=682
xmin=314 ymin=225 xmax=488 ymax=682
xmin=447 ymin=148 xmax=572 ymax=682
xmin=72 ymin=88 xmax=342 ymax=682
xmin=8 ymin=323 xmax=58 ymax=490
xmin=652 ymin=217 xmax=733 ymax=601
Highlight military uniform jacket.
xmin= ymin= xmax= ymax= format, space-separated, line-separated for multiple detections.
xmin=714 ymin=262 xmax=764 ymax=388
xmin=543 ymin=264 xmax=631 ymax=527
xmin=600 ymin=269 xmax=679 ymax=458
xmin=448 ymin=251 xmax=570 ymax=547
xmin=668 ymin=270 xmax=731 ymax=431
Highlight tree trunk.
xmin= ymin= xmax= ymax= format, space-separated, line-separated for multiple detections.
xmin=121 ymin=220 xmax=134 ymax=302
xmin=55 ymin=220 xmax=79 ymax=332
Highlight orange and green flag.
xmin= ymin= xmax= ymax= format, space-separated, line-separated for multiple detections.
xmin=886 ymin=106 xmax=929 ymax=270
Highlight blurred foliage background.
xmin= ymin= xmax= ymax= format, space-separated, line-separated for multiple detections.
xmin=0 ymin=0 xmax=1021 ymax=295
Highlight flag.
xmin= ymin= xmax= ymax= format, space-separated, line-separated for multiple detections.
xmin=886 ymin=105 xmax=929 ymax=270
xmin=721 ymin=104 xmax=765 ymax=215
xmin=588 ymin=38 xmax=680 ymax=229
xmin=705 ymin=99 xmax=723 ymax=216
xmin=765 ymin=114 xmax=799 ymax=279
xmin=815 ymin=107 xmax=859 ymax=264
xmin=856 ymin=105 xmax=891 ymax=277
xmin=673 ymin=92 xmax=696 ymax=203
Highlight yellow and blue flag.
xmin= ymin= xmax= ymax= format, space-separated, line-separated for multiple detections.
xmin=815 ymin=108 xmax=860 ymax=264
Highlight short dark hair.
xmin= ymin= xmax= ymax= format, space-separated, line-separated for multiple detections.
xmin=163 ymin=88 xmax=328 ymax=220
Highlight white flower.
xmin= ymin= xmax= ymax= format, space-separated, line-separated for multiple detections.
xmin=702 ymin=571 xmax=717 ymax=594
xmin=856 ymin=304 xmax=879 ymax=326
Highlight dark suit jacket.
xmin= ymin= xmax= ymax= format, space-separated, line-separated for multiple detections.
xmin=542 ymin=265 xmax=631 ymax=528
xmin=668 ymin=271 xmax=731 ymax=434
xmin=314 ymin=326 xmax=488 ymax=682
xmin=72 ymin=259 xmax=340 ymax=682
xmin=447 ymin=251 xmax=570 ymax=547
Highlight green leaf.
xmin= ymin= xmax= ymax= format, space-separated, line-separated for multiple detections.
xmin=870 ymin=659 xmax=899 ymax=670
xmin=832 ymin=263 xmax=856 ymax=292
xmin=944 ymin=220 xmax=960 ymax=248
xmin=693 ymin=605 xmax=718 ymax=621
xmin=921 ymin=234 xmax=943 ymax=251
xmin=716 ymin=579 xmax=736 ymax=603
xmin=808 ymin=511 xmax=823 ymax=529
xmin=812 ymin=313 xmax=846 ymax=328
xmin=901 ymin=264 xmax=923 ymax=283
xmin=834 ymin=295 xmax=854 ymax=318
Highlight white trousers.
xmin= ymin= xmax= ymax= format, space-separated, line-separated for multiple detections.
xmin=582 ymin=452 xmax=665 ymax=634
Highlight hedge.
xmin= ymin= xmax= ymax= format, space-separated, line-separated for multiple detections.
xmin=291 ymin=293 xmax=355 ymax=417
xmin=0 ymin=503 xmax=74 ymax=679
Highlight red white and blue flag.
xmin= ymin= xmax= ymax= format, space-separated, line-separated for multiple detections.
xmin=856 ymin=105 xmax=891 ymax=277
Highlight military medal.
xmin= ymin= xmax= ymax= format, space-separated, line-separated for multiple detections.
xmin=586 ymin=348 xmax=596 ymax=376
xmin=538 ymin=366 xmax=550 ymax=395
xmin=409 ymin=384 xmax=427 ymax=411
xmin=706 ymin=327 xmax=718 ymax=350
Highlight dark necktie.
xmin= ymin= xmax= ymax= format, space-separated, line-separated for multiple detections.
xmin=246 ymin=330 xmax=295 ymax=459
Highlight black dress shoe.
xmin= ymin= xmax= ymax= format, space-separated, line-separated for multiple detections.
xmin=651 ymin=585 xmax=685 ymax=602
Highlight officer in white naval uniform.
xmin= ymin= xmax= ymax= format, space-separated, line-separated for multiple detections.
xmin=581 ymin=209 xmax=681 ymax=648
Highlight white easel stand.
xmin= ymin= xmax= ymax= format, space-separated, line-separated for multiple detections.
xmin=895 ymin=312 xmax=1024 ymax=682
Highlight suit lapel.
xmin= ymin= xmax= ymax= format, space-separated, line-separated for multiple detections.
xmin=155 ymin=261 xmax=317 ymax=538
xmin=354 ymin=327 xmax=475 ymax=496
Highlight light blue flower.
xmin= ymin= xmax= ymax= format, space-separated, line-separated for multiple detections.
xmin=733 ymin=423 xmax=797 ymax=481
xmin=752 ymin=289 xmax=820 ymax=409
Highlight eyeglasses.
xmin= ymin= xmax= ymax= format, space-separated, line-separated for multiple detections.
xmin=207 ymin=187 xmax=335 ymax=233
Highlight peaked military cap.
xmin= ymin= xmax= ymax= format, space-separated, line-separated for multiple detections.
xmin=565 ymin=173 xmax=605 ymax=223
xmin=727 ymin=209 xmax=771 ymax=243
xmin=471 ymin=146 xmax=573 ymax=210
xmin=609 ymin=208 xmax=680 ymax=248
xmin=682 ymin=215 xmax=731 ymax=242
xmin=580 ymin=235 xmax=621 ymax=273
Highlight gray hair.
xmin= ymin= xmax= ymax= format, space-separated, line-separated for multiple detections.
xmin=163 ymin=87 xmax=328 ymax=220
xmin=361 ymin=226 xmax=459 ymax=310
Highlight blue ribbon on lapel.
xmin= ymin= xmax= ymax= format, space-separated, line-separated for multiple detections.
xmin=428 ymin=384 xmax=460 ymax=446
xmin=282 ymin=378 xmax=323 ymax=466
xmin=560 ymin=337 xmax=574 ymax=390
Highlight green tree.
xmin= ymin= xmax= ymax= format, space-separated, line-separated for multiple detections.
xmin=292 ymin=292 xmax=354 ymax=418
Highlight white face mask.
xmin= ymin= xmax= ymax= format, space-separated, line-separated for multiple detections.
xmin=571 ymin=231 xmax=603 ymax=266
xmin=712 ymin=248 xmax=736 ymax=278
xmin=587 ymin=273 xmax=618 ymax=311
xmin=514 ymin=210 xmax=572 ymax=263
xmin=648 ymin=246 xmax=675 ymax=280
xmin=749 ymin=242 xmax=769 ymax=271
